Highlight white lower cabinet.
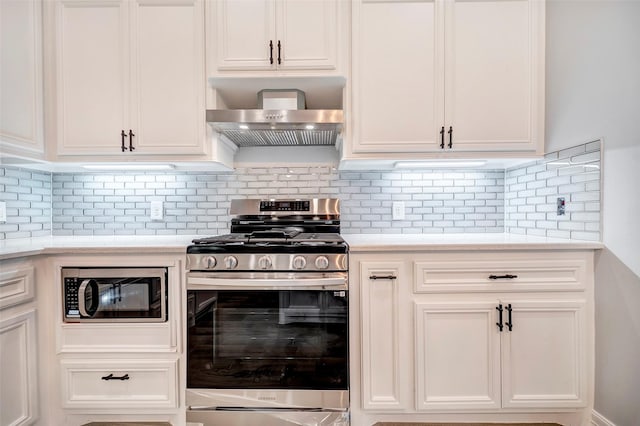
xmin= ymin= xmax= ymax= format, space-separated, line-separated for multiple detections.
xmin=352 ymin=249 xmax=594 ymax=423
xmin=500 ymin=299 xmax=587 ymax=409
xmin=60 ymin=358 xmax=178 ymax=410
xmin=415 ymin=298 xmax=587 ymax=411
xmin=0 ymin=309 xmax=39 ymax=426
xmin=46 ymin=254 xmax=185 ymax=425
xmin=415 ymin=300 xmax=502 ymax=410
xmin=359 ymin=262 xmax=409 ymax=411
xmin=0 ymin=257 xmax=39 ymax=426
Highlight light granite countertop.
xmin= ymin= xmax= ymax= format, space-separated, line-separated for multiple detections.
xmin=0 ymin=235 xmax=199 ymax=261
xmin=342 ymin=233 xmax=604 ymax=252
xmin=0 ymin=233 xmax=603 ymax=261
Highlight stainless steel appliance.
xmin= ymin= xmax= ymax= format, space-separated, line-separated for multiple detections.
xmin=62 ymin=267 xmax=167 ymax=322
xmin=186 ymin=198 xmax=349 ymax=426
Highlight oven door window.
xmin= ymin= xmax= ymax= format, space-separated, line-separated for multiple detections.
xmin=187 ymin=290 xmax=348 ymax=390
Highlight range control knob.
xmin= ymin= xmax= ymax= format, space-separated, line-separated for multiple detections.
xmin=204 ymin=256 xmax=217 ymax=269
xmin=315 ymin=256 xmax=330 ymax=270
xmin=292 ymin=256 xmax=307 ymax=270
xmin=257 ymin=256 xmax=272 ymax=270
xmin=223 ymin=256 xmax=238 ymax=270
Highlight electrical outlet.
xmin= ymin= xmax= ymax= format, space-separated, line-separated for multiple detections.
xmin=150 ymin=201 xmax=164 ymax=221
xmin=0 ymin=202 xmax=6 ymax=222
xmin=392 ymin=201 xmax=405 ymax=220
xmin=557 ymin=197 xmax=566 ymax=216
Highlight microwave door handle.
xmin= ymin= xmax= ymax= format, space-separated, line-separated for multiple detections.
xmin=78 ymin=279 xmax=93 ymax=317
xmin=187 ymin=276 xmax=347 ymax=290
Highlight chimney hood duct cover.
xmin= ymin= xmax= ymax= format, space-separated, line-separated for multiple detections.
xmin=206 ymin=109 xmax=343 ymax=147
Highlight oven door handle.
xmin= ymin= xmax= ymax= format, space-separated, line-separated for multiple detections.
xmin=187 ymin=276 xmax=347 ymax=291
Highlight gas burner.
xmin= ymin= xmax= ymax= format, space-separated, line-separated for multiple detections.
xmin=246 ymin=227 xmax=303 ymax=241
xmin=187 ymin=198 xmax=347 ymax=272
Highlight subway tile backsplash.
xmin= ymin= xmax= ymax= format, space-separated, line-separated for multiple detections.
xmin=0 ymin=141 xmax=602 ymax=241
xmin=0 ymin=167 xmax=52 ymax=239
xmin=50 ymin=168 xmax=505 ymax=236
xmin=505 ymin=139 xmax=602 ymax=241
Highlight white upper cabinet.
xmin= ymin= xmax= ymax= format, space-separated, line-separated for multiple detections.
xmin=53 ymin=0 xmax=206 ymax=157
xmin=55 ymin=0 xmax=129 ymax=155
xmin=210 ymin=0 xmax=339 ymax=73
xmin=351 ymin=0 xmax=443 ymax=153
xmin=0 ymin=0 xmax=45 ymax=159
xmin=347 ymin=0 xmax=544 ymax=159
xmin=445 ymin=0 xmax=542 ymax=152
xmin=129 ymin=0 xmax=205 ymax=154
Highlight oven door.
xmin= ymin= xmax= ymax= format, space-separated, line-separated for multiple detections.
xmin=186 ymin=272 xmax=348 ymax=392
xmin=187 ymin=408 xmax=349 ymax=426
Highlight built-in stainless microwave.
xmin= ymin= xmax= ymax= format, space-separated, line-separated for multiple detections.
xmin=62 ymin=267 xmax=167 ymax=322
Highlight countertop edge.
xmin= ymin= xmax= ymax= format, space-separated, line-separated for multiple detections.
xmin=347 ymin=242 xmax=605 ymax=252
xmin=1 ymin=234 xmax=604 ymax=261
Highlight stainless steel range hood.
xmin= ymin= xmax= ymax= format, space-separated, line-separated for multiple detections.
xmin=206 ymin=109 xmax=343 ymax=147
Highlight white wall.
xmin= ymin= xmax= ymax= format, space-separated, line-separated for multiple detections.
xmin=546 ymin=1 xmax=640 ymax=424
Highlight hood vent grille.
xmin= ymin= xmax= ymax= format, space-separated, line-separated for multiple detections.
xmin=220 ymin=129 xmax=338 ymax=147
xmin=206 ymin=109 xmax=343 ymax=147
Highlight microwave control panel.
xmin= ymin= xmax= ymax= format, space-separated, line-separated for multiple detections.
xmin=64 ymin=278 xmax=82 ymax=318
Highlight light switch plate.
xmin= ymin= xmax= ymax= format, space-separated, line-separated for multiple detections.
xmin=0 ymin=202 xmax=6 ymax=222
xmin=392 ymin=201 xmax=405 ymax=220
xmin=150 ymin=201 xmax=163 ymax=221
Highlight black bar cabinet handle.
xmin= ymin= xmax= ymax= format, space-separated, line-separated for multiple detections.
xmin=101 ymin=373 xmax=130 ymax=381
xmin=448 ymin=126 xmax=453 ymax=148
xmin=269 ymin=40 xmax=273 ymax=65
xmin=121 ymin=130 xmax=127 ymax=152
xmin=496 ymin=304 xmax=504 ymax=331
xmin=440 ymin=126 xmax=445 ymax=149
xmin=369 ymin=275 xmax=397 ymax=280
xmin=505 ymin=304 xmax=513 ymax=331
xmin=488 ymin=274 xmax=518 ymax=280
xmin=277 ymin=40 xmax=281 ymax=65
xmin=129 ymin=129 xmax=135 ymax=151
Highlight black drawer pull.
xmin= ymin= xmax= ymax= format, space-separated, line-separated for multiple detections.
xmin=496 ymin=304 xmax=503 ymax=332
xmin=101 ymin=373 xmax=130 ymax=381
xmin=369 ymin=275 xmax=397 ymax=280
xmin=488 ymin=274 xmax=518 ymax=280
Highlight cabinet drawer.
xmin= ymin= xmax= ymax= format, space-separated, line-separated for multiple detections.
xmin=61 ymin=359 xmax=178 ymax=409
xmin=0 ymin=261 xmax=35 ymax=309
xmin=414 ymin=252 xmax=589 ymax=293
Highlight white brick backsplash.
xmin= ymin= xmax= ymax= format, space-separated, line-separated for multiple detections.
xmin=505 ymin=140 xmax=601 ymax=242
xmin=3 ymin=143 xmax=601 ymax=241
xmin=0 ymin=168 xmax=52 ymax=239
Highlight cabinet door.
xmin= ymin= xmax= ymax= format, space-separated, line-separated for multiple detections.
xmin=415 ymin=301 xmax=501 ymax=410
xmin=55 ymin=0 xmax=129 ymax=155
xmin=214 ymin=0 xmax=276 ymax=70
xmin=130 ymin=0 xmax=206 ymax=155
xmin=276 ymin=0 xmax=337 ymax=70
xmin=351 ymin=0 xmax=444 ymax=154
xmin=501 ymin=299 xmax=587 ymax=408
xmin=360 ymin=262 xmax=409 ymax=410
xmin=0 ymin=309 xmax=38 ymax=425
xmin=444 ymin=0 xmax=543 ymax=152
xmin=0 ymin=0 xmax=44 ymax=159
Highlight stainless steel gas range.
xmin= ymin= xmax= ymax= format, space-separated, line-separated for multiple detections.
xmin=185 ymin=198 xmax=349 ymax=426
